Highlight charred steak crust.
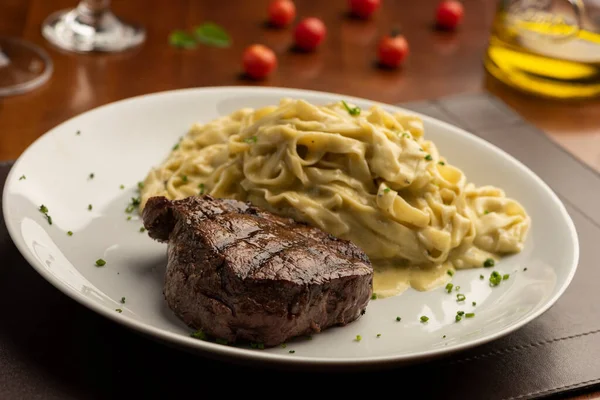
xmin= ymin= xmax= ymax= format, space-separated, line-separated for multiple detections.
xmin=142 ymin=195 xmax=373 ymax=347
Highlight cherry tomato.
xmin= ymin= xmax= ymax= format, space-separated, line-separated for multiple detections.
xmin=348 ymin=0 xmax=381 ymax=19
xmin=294 ymin=17 xmax=327 ymax=51
xmin=377 ymin=33 xmax=409 ymax=68
xmin=268 ymin=0 xmax=296 ymax=28
xmin=435 ymin=0 xmax=464 ymax=30
xmin=242 ymin=44 xmax=277 ymax=79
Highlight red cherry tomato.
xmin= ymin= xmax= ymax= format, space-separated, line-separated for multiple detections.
xmin=242 ymin=44 xmax=277 ymax=79
xmin=348 ymin=0 xmax=381 ymax=19
xmin=435 ymin=0 xmax=464 ymax=30
xmin=268 ymin=0 xmax=296 ymax=28
xmin=377 ymin=33 xmax=409 ymax=68
xmin=294 ymin=17 xmax=327 ymax=51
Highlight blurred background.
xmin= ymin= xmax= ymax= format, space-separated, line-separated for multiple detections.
xmin=1 ymin=0 xmax=599 ymax=169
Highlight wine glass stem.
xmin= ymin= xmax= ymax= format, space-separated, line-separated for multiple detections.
xmin=0 ymin=47 xmax=9 ymax=68
xmin=79 ymin=0 xmax=110 ymax=15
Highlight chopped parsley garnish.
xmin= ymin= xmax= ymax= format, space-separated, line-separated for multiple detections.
xmin=139 ymin=227 xmax=146 ymax=233
xmin=89 ymin=173 xmax=94 ymax=179
xmin=199 ymin=183 xmax=205 ymax=195
xmin=443 ymin=335 xmax=446 ymax=338
xmin=484 ymin=210 xmax=490 ymax=214
xmin=523 ymin=267 xmax=528 ymax=271
xmin=480 ymin=274 xmax=484 ymax=280
xmin=88 ymin=204 xmax=92 ymax=211
xmin=489 ymin=271 xmax=502 ymax=286
xmin=341 ymin=100 xmax=361 ymax=116
xmin=371 ymin=293 xmax=378 ymax=300
xmin=457 ymin=311 xmax=465 ymax=316
xmin=445 ymin=283 xmax=453 ymax=293
xmin=396 ymin=316 xmax=401 ymax=321
xmin=127 ymin=216 xmax=132 ymax=221
xmin=280 ymin=343 xmax=287 ymax=348
xmin=76 ymin=130 xmax=81 ymax=135
xmin=120 ymin=297 xmax=126 ymax=304
xmin=137 ymin=181 xmax=144 ymax=190
xmin=466 ymin=313 xmax=475 ymax=318
xmin=472 ymin=301 xmax=477 ymax=306
xmin=355 ymin=335 xmax=362 ymax=342
xmin=402 ymin=133 xmax=410 ymax=138
xmin=215 ymin=338 xmax=228 ymax=345
xmin=115 ymin=308 xmax=122 ymax=313
xmin=39 ymin=205 xmax=52 ymax=225
xmin=420 ymin=316 xmax=429 ymax=323
xmin=455 ymin=315 xmax=462 ymax=322
xmin=67 ymin=231 xmax=73 ymax=236
xmin=503 ymin=273 xmax=510 ymax=280
xmin=190 ymin=330 xmax=207 ymax=340
xmin=120 ymin=185 xmax=125 ymax=189
xmin=424 ymin=154 xmax=433 ymax=161
xmin=376 ymin=333 xmax=381 ymax=338
xmin=172 ymin=143 xmax=180 ymax=151
xmin=438 ymin=161 xmax=445 ymax=166
xmin=19 ymin=175 xmax=26 ymax=180
xmin=456 ymin=293 xmax=466 ymax=302
xmin=455 ymin=286 xmax=460 ymax=291
xmin=306 ymin=335 xmax=313 ymax=340
xmin=383 ymin=187 xmax=391 ymax=193
xmin=125 ymin=197 xmax=141 ymax=213
xmin=483 ymin=258 xmax=495 ymax=268
xmin=289 ymin=350 xmax=295 ymax=354
xmin=244 ymin=136 xmax=258 ymax=144
xmin=250 ymin=342 xmax=265 ymax=349
xmin=181 ymin=175 xmax=188 ymax=183
xmin=447 ymin=269 xmax=454 ymax=277
xmin=95 ymin=259 xmax=106 ymax=267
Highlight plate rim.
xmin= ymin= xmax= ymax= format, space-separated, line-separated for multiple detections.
xmin=2 ymin=86 xmax=580 ymax=367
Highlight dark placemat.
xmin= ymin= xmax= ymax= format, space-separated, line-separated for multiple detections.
xmin=1 ymin=93 xmax=600 ymax=400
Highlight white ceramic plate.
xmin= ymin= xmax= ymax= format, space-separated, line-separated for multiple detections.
xmin=3 ymin=87 xmax=578 ymax=368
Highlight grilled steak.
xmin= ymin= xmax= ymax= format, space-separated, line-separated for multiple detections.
xmin=142 ymin=195 xmax=373 ymax=347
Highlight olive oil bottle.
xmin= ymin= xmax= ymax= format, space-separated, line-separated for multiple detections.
xmin=484 ymin=0 xmax=600 ymax=99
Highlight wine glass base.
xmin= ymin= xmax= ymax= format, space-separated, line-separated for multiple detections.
xmin=42 ymin=8 xmax=145 ymax=53
xmin=0 ymin=37 xmax=53 ymax=97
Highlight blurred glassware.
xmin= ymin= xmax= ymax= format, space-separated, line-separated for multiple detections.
xmin=0 ymin=37 xmax=53 ymax=97
xmin=484 ymin=0 xmax=600 ymax=99
xmin=42 ymin=0 xmax=145 ymax=53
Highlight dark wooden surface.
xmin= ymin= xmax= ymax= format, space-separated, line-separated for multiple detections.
xmin=0 ymin=1 xmax=599 ymax=399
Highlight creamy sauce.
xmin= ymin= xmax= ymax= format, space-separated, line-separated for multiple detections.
xmin=373 ymin=262 xmax=453 ymax=298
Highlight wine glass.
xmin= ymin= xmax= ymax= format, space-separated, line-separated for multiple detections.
xmin=41 ymin=0 xmax=145 ymax=53
xmin=0 ymin=37 xmax=53 ymax=97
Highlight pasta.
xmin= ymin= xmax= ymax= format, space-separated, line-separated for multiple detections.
xmin=140 ymin=98 xmax=530 ymax=296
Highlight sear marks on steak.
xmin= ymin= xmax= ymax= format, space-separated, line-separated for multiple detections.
xmin=142 ymin=195 xmax=373 ymax=347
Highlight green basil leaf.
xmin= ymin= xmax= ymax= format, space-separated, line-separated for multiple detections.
xmin=194 ymin=22 xmax=231 ymax=47
xmin=169 ymin=30 xmax=197 ymax=48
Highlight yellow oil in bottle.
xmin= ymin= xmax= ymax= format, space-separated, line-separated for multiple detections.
xmin=484 ymin=11 xmax=600 ymax=99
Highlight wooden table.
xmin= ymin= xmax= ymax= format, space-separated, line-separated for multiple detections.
xmin=1 ymin=1 xmax=599 ymax=398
